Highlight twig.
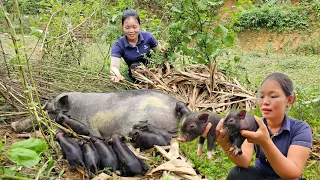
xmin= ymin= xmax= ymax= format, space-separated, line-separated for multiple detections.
xmin=0 ymin=81 xmax=27 ymax=109
xmin=40 ymin=9 xmax=62 ymax=55
xmin=0 ymin=175 xmax=33 ymax=180
xmin=0 ymin=112 xmax=29 ymax=117
xmin=27 ymin=33 xmax=42 ymax=61
xmin=35 ymin=159 xmax=49 ymax=180
xmin=154 ymin=145 xmax=173 ymax=161
xmin=45 ymin=11 xmax=97 ymax=44
xmin=0 ymin=87 xmax=20 ymax=111
xmin=0 ymin=39 xmax=10 ymax=77
xmin=306 ymin=160 xmax=316 ymax=168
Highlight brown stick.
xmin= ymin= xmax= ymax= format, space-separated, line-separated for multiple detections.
xmin=0 ymin=38 xmax=10 ymax=77
xmin=0 ymin=87 xmax=20 ymax=111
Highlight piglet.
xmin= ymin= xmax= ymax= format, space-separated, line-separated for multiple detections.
xmin=132 ymin=121 xmax=172 ymax=144
xmin=178 ymin=112 xmax=222 ymax=159
xmin=91 ymin=137 xmax=119 ymax=172
xmin=129 ymin=129 xmax=168 ymax=150
xmin=55 ymin=132 xmax=86 ymax=171
xmin=109 ymin=134 xmax=148 ymax=176
xmin=56 ymin=113 xmax=91 ymax=136
xmin=223 ymin=110 xmax=258 ymax=156
xmin=81 ymin=140 xmax=100 ymax=178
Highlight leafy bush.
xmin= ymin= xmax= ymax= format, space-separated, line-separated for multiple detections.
xmin=9 ymin=138 xmax=48 ymax=167
xmin=311 ymin=0 xmax=320 ymax=17
xmin=4 ymin=0 xmax=42 ymax=15
xmin=0 ymin=138 xmax=48 ymax=178
xmin=164 ymin=0 xmax=236 ymax=65
xmin=235 ymin=3 xmax=309 ymax=31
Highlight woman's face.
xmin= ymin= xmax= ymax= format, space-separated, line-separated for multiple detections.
xmin=258 ymin=79 xmax=292 ymax=121
xmin=123 ymin=16 xmax=140 ymax=42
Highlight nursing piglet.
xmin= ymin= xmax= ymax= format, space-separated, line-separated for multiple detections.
xmin=81 ymin=140 xmax=100 ymax=178
xmin=223 ymin=110 xmax=258 ymax=156
xmin=109 ymin=134 xmax=148 ymax=176
xmin=56 ymin=113 xmax=91 ymax=136
xmin=175 ymin=101 xmax=191 ymax=119
xmin=132 ymin=121 xmax=172 ymax=144
xmin=91 ymin=137 xmax=119 ymax=172
xmin=129 ymin=129 xmax=168 ymax=149
xmin=55 ymin=132 xmax=86 ymax=171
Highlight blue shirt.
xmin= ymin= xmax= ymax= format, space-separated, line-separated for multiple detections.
xmin=255 ymin=115 xmax=313 ymax=178
xmin=111 ymin=31 xmax=158 ymax=67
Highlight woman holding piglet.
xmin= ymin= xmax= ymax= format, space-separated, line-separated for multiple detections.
xmin=216 ymin=72 xmax=312 ymax=180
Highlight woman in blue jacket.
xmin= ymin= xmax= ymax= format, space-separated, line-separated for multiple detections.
xmin=110 ymin=9 xmax=165 ymax=82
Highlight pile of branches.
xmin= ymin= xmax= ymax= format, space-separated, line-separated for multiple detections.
xmin=0 ymin=61 xmax=130 ymax=123
xmin=131 ymin=62 xmax=257 ymax=113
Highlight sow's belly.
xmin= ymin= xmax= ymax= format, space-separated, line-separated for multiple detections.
xmin=66 ymin=90 xmax=179 ymax=138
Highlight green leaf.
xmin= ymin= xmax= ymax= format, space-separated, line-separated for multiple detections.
xmin=39 ymin=2 xmax=52 ymax=7
xmin=197 ymin=56 xmax=207 ymax=64
xmin=223 ymin=35 xmax=235 ymax=47
xmin=44 ymin=160 xmax=55 ymax=175
xmin=218 ymin=24 xmax=228 ymax=36
xmin=237 ymin=5 xmax=244 ymax=12
xmin=111 ymin=15 xmax=118 ymax=22
xmin=9 ymin=148 xmax=40 ymax=167
xmin=0 ymin=167 xmax=14 ymax=176
xmin=10 ymin=138 xmax=48 ymax=154
xmin=198 ymin=0 xmax=207 ymax=9
xmin=207 ymin=1 xmax=217 ymax=6
xmin=28 ymin=101 xmax=39 ymax=108
xmin=172 ymin=6 xmax=182 ymax=13
xmin=234 ymin=56 xmax=241 ymax=63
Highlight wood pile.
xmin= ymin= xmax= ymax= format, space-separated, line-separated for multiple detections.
xmin=131 ymin=62 xmax=257 ymax=113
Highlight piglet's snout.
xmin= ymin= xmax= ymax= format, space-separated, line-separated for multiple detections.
xmin=177 ymin=136 xmax=186 ymax=142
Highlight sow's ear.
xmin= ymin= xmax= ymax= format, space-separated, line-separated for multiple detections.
xmin=198 ymin=113 xmax=209 ymax=123
xmin=57 ymin=95 xmax=69 ymax=112
xmin=238 ymin=110 xmax=247 ymax=119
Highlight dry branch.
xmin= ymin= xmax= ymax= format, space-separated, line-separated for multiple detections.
xmin=130 ymin=63 xmax=257 ymax=113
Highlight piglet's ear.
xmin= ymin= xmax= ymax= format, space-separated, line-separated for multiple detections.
xmin=107 ymin=138 xmax=113 ymax=145
xmin=238 ymin=110 xmax=247 ymax=119
xmin=120 ymin=136 xmax=125 ymax=141
xmin=198 ymin=113 xmax=209 ymax=123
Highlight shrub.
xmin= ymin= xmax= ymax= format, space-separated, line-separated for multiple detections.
xmin=235 ymin=3 xmax=308 ymax=31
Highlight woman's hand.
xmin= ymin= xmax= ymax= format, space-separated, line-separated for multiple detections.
xmin=110 ymin=74 xmax=125 ymax=82
xmin=240 ymin=116 xmax=271 ymax=147
xmin=215 ymin=118 xmax=232 ymax=152
xmin=160 ymin=45 xmax=166 ymax=53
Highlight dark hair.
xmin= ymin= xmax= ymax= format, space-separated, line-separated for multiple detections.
xmin=261 ymin=72 xmax=294 ymax=97
xmin=122 ymin=9 xmax=140 ymax=25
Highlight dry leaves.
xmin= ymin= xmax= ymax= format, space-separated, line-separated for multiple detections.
xmin=131 ymin=62 xmax=257 ymax=113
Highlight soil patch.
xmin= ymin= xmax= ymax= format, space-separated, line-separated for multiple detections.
xmin=236 ymin=29 xmax=320 ymax=53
